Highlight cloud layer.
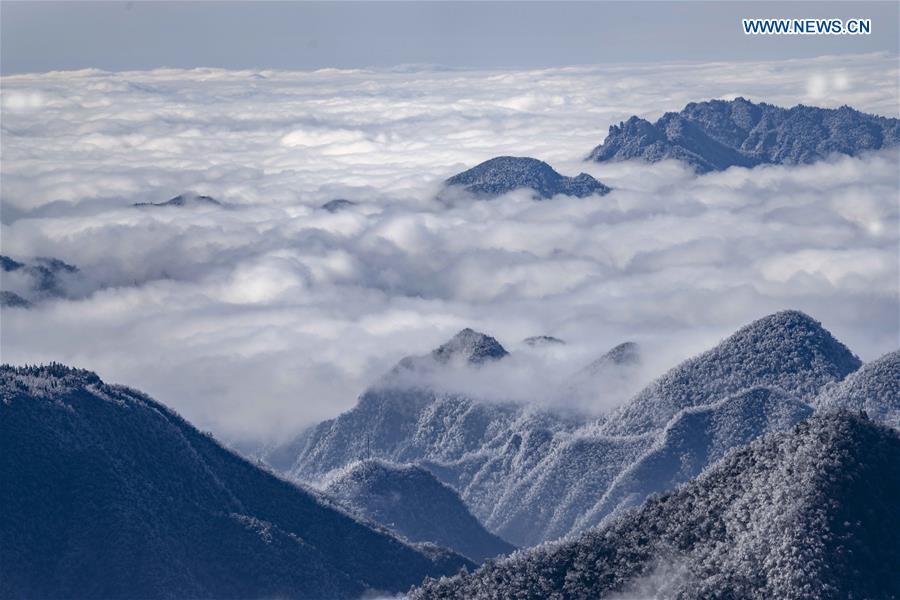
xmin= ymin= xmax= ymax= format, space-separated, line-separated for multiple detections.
xmin=1 ymin=54 xmax=898 ymax=442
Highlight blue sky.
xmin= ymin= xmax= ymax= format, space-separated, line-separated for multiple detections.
xmin=2 ymin=1 xmax=898 ymax=74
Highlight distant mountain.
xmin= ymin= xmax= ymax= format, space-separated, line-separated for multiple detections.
xmin=411 ymin=412 xmax=900 ymax=599
xmin=601 ymin=310 xmax=861 ymax=436
xmin=0 ymin=364 xmax=471 ymax=600
xmin=275 ymin=329 xmax=595 ymax=548
xmin=444 ymin=156 xmax=611 ymax=199
xmin=562 ymin=340 xmax=644 ymax=423
xmin=572 ymin=341 xmax=640 ymax=382
xmin=134 ymin=193 xmax=222 ymax=208
xmin=283 ymin=329 xmax=535 ymax=481
xmin=324 ymin=460 xmax=515 ymax=563
xmin=321 ymin=199 xmax=358 ymax=213
xmin=588 ymin=98 xmax=900 ymax=173
xmin=431 ymin=328 xmax=508 ymax=365
xmin=0 ymin=291 xmax=30 ymax=308
xmin=0 ymin=254 xmax=80 ymax=305
xmin=276 ymin=314 xmax=863 ymax=548
xmin=522 ymin=335 xmax=566 ymax=347
xmin=0 ymin=256 xmax=23 ymax=271
xmin=815 ymin=349 xmax=900 ymax=428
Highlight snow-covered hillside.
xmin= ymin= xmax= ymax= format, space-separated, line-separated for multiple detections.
xmin=411 ymin=412 xmax=900 ymax=599
xmin=0 ymin=365 xmax=471 ymax=599
xmin=277 ymin=311 xmax=867 ymax=548
xmin=323 ymin=460 xmax=514 ymax=563
xmin=815 ymin=350 xmax=900 ymax=428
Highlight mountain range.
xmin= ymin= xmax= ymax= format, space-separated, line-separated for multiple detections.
xmin=0 ymin=365 xmax=471 ymax=599
xmin=587 ymin=97 xmax=900 ymax=173
xmin=4 ymin=93 xmax=898 ymax=599
xmin=411 ymin=411 xmax=900 ymax=599
xmin=4 ymin=307 xmax=896 ymax=598
xmin=271 ymin=310 xmax=881 ymax=549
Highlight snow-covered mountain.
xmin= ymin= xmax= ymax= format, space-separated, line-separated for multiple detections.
xmin=573 ymin=386 xmax=813 ymax=532
xmin=461 ymin=311 xmax=860 ymax=545
xmin=815 ymin=349 xmax=900 ymax=428
xmin=3 ymin=319 xmax=890 ymax=597
xmin=600 ymin=310 xmax=861 ymax=436
xmin=444 ymin=156 xmax=611 ymax=199
xmin=275 ymin=311 xmax=862 ymax=548
xmin=323 ymin=460 xmax=515 ymax=563
xmin=565 ymin=341 xmax=643 ymax=407
xmin=0 ymin=364 xmax=472 ymax=600
xmin=411 ymin=412 xmax=900 ymax=599
xmin=588 ymin=98 xmax=900 ymax=173
xmin=282 ymin=329 xmax=545 ymax=481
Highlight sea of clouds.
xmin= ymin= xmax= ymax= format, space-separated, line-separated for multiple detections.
xmin=1 ymin=53 xmax=898 ymax=442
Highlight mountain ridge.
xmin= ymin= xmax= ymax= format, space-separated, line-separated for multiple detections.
xmin=411 ymin=411 xmax=900 ymax=599
xmin=600 ymin=310 xmax=861 ymax=436
xmin=0 ymin=363 xmax=472 ymax=599
xmin=275 ymin=312 xmax=864 ymax=548
xmin=588 ymin=98 xmax=900 ymax=173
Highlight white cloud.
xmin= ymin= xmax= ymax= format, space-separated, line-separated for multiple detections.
xmin=1 ymin=54 xmax=897 ymax=442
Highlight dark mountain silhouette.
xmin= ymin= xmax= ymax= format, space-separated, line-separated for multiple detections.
xmin=0 ymin=254 xmax=80 ymax=304
xmin=522 ymin=335 xmax=566 ymax=347
xmin=588 ymin=98 xmax=900 ymax=173
xmin=412 ymin=412 xmax=900 ymax=599
xmin=0 ymin=364 xmax=472 ymax=600
xmin=0 ymin=291 xmax=30 ymax=308
xmin=445 ymin=156 xmax=611 ymax=199
xmin=324 ymin=460 xmax=515 ymax=563
xmin=134 ymin=193 xmax=222 ymax=208
xmin=321 ymin=199 xmax=358 ymax=212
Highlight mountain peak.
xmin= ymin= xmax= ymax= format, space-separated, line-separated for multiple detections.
xmin=600 ymin=341 xmax=640 ymax=366
xmin=444 ymin=156 xmax=611 ymax=199
xmin=731 ymin=310 xmax=860 ymax=372
xmin=432 ymin=328 xmax=508 ymax=365
xmin=576 ymin=341 xmax=641 ymax=380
